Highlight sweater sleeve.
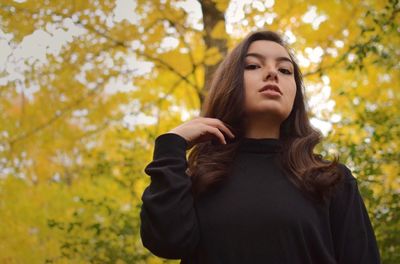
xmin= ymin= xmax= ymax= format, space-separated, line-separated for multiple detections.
xmin=140 ymin=133 xmax=200 ymax=259
xmin=330 ymin=164 xmax=381 ymax=264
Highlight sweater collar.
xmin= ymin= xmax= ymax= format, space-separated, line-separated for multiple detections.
xmin=238 ymin=137 xmax=283 ymax=153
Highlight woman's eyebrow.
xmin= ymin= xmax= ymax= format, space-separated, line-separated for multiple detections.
xmin=245 ymin=52 xmax=293 ymax=65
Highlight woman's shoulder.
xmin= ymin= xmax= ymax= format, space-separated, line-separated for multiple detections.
xmin=317 ymin=157 xmax=357 ymax=183
xmin=326 ymin=162 xmax=360 ymax=204
xmin=336 ymin=162 xmax=357 ymax=183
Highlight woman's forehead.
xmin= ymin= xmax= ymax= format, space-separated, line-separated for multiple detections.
xmin=246 ymin=40 xmax=289 ymax=58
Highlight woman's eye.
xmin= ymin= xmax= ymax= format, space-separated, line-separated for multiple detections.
xmin=245 ymin=64 xmax=259 ymax=70
xmin=279 ymin=68 xmax=292 ymax=75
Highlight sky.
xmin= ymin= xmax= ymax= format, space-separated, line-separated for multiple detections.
xmin=0 ymin=0 xmax=339 ymax=136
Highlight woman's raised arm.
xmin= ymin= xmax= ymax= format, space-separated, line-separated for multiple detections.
xmin=140 ymin=118 xmax=235 ymax=259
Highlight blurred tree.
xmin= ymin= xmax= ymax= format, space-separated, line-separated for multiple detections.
xmin=0 ymin=0 xmax=398 ymax=263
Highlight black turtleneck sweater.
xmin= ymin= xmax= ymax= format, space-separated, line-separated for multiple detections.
xmin=140 ymin=133 xmax=381 ymax=264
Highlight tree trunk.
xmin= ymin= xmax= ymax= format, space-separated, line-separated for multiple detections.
xmin=200 ymin=0 xmax=228 ymax=105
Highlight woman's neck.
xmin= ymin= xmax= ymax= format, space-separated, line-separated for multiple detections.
xmin=244 ymin=119 xmax=280 ymax=139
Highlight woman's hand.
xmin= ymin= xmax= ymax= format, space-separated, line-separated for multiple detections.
xmin=168 ymin=117 xmax=235 ymax=150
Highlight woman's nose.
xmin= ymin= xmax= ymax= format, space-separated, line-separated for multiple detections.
xmin=263 ymin=65 xmax=278 ymax=81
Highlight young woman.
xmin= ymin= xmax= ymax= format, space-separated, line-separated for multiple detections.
xmin=139 ymin=30 xmax=381 ymax=263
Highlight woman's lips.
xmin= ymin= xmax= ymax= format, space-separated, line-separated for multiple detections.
xmin=259 ymin=89 xmax=282 ymax=97
xmin=259 ymin=84 xmax=282 ymax=95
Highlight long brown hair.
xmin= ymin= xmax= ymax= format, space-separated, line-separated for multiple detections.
xmin=187 ymin=30 xmax=343 ymax=204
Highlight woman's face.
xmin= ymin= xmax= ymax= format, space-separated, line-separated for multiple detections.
xmin=243 ymin=40 xmax=296 ymax=123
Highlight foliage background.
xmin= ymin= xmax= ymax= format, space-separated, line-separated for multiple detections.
xmin=0 ymin=0 xmax=399 ymax=263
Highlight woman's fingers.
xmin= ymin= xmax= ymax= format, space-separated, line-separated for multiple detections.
xmin=168 ymin=117 xmax=235 ymax=149
xmin=202 ymin=118 xmax=235 ymax=138
xmin=208 ymin=126 xmax=227 ymax=145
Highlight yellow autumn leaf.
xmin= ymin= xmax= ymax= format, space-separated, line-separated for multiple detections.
xmin=204 ymin=46 xmax=222 ymax=66
xmin=211 ymin=21 xmax=228 ymax=39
